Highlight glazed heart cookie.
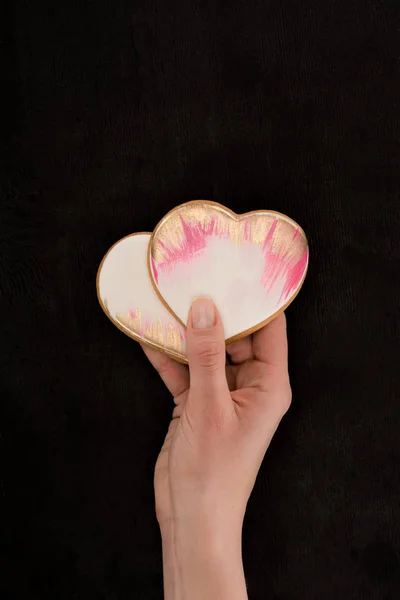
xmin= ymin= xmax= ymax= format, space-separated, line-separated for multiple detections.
xmin=149 ymin=201 xmax=308 ymax=342
xmin=97 ymin=233 xmax=186 ymax=362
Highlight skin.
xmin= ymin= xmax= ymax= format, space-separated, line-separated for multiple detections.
xmin=142 ymin=298 xmax=292 ymax=600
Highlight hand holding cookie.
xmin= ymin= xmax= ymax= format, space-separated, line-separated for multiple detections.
xmin=143 ymin=300 xmax=291 ymax=600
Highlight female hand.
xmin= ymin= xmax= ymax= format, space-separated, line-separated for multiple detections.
xmin=143 ymin=298 xmax=292 ymax=600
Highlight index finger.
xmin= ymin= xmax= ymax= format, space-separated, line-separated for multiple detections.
xmin=252 ymin=313 xmax=288 ymax=371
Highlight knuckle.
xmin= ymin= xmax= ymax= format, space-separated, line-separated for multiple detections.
xmin=172 ymin=404 xmax=183 ymax=419
xmin=194 ymin=339 xmax=224 ymax=370
xmin=279 ymin=382 xmax=292 ymax=415
xmin=265 ymin=371 xmax=292 ymax=416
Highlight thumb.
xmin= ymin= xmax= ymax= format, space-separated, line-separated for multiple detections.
xmin=186 ymin=298 xmax=228 ymax=397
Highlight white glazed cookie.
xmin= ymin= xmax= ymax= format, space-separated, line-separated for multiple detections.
xmin=97 ymin=233 xmax=186 ymax=362
xmin=149 ymin=201 xmax=308 ymax=343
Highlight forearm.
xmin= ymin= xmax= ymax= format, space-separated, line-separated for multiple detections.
xmin=160 ymin=518 xmax=248 ymax=600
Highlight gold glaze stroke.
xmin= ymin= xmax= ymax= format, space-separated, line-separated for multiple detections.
xmin=151 ymin=201 xmax=307 ymax=266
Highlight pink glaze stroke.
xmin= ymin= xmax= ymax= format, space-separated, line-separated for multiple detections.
xmin=261 ymin=223 xmax=308 ymax=302
xmin=155 ymin=216 xmax=230 ymax=272
xmin=153 ymin=215 xmax=308 ymax=308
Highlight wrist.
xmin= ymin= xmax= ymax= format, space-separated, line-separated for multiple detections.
xmin=160 ymin=513 xmax=243 ymax=558
xmin=159 ymin=493 xmax=246 ymax=544
xmin=160 ymin=516 xmax=247 ymax=600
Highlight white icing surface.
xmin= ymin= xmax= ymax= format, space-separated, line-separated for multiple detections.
xmin=155 ymin=235 xmax=305 ymax=340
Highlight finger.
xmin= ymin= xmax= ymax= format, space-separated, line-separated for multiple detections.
xmin=141 ymin=344 xmax=190 ymax=398
xmin=226 ymin=364 xmax=239 ymax=391
xmin=226 ymin=335 xmax=253 ymax=364
xmin=235 ymin=359 xmax=269 ymax=392
xmin=253 ymin=313 xmax=288 ymax=372
xmin=186 ymin=298 xmax=229 ymax=398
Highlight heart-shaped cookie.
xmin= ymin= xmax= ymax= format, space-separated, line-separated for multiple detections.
xmin=149 ymin=201 xmax=308 ymax=342
xmin=97 ymin=233 xmax=186 ymax=362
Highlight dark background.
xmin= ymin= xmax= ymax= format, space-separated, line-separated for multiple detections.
xmin=1 ymin=0 xmax=400 ymax=598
